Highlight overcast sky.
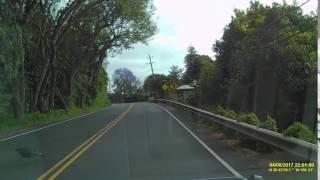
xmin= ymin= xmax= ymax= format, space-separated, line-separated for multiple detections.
xmin=106 ymin=0 xmax=317 ymax=88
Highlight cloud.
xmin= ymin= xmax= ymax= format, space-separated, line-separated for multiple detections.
xmin=106 ymin=41 xmax=185 ymax=84
xmin=106 ymin=0 xmax=317 ymax=87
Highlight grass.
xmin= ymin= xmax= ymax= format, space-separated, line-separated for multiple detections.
xmin=0 ymin=97 xmax=111 ymax=137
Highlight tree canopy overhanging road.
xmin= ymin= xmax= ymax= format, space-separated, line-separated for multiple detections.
xmin=0 ymin=0 xmax=317 ymax=180
xmin=0 ymin=0 xmax=156 ymax=118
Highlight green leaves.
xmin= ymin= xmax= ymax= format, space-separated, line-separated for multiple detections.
xmin=284 ymin=122 xmax=314 ymax=142
xmin=261 ymin=115 xmax=277 ymax=132
xmin=143 ymin=74 xmax=168 ymax=98
xmin=0 ymin=0 xmax=157 ymax=119
xmin=213 ymin=106 xmax=238 ymax=120
xmin=238 ymin=113 xmax=260 ymax=127
xmin=211 ymin=1 xmax=316 ymax=132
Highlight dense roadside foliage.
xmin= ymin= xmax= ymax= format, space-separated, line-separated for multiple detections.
xmin=142 ymin=1 xmax=316 ymax=142
xmin=210 ymin=2 xmax=316 ymax=132
xmin=284 ymin=122 xmax=314 ymax=142
xmin=0 ymin=0 xmax=156 ymax=122
xmin=181 ymin=2 xmax=316 ymax=135
xmin=143 ymin=74 xmax=168 ymax=98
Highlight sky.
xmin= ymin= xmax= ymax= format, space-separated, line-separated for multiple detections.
xmin=106 ymin=0 xmax=317 ymax=89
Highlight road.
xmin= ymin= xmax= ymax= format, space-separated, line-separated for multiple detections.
xmin=0 ymin=102 xmax=241 ymax=180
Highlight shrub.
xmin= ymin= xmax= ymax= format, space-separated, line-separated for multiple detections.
xmin=238 ymin=112 xmax=260 ymax=127
xmin=261 ymin=115 xmax=277 ymax=132
xmin=213 ymin=105 xmax=224 ymax=115
xmin=211 ymin=106 xmax=237 ymax=137
xmin=89 ymin=90 xmax=111 ymax=109
xmin=284 ymin=122 xmax=313 ymax=142
xmin=224 ymin=109 xmax=237 ymax=119
xmin=255 ymin=116 xmax=277 ymax=152
xmin=213 ymin=105 xmax=237 ymax=119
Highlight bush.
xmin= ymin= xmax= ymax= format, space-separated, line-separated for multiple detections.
xmin=224 ymin=109 xmax=237 ymax=119
xmin=209 ymin=106 xmax=237 ymax=137
xmin=238 ymin=112 xmax=260 ymax=127
xmin=284 ymin=122 xmax=313 ymax=142
xmin=254 ymin=115 xmax=277 ymax=152
xmin=213 ymin=105 xmax=237 ymax=119
xmin=89 ymin=90 xmax=111 ymax=109
xmin=213 ymin=105 xmax=224 ymax=115
xmin=260 ymin=115 xmax=277 ymax=132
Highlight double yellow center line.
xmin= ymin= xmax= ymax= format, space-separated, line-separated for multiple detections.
xmin=37 ymin=104 xmax=134 ymax=180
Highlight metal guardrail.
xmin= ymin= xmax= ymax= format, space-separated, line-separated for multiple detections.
xmin=157 ymin=99 xmax=317 ymax=161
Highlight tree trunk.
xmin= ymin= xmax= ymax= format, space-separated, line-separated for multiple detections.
xmin=56 ymin=87 xmax=68 ymax=112
xmin=48 ymin=44 xmax=57 ymax=109
xmin=13 ymin=25 xmax=25 ymax=118
xmin=252 ymin=64 xmax=277 ymax=119
xmin=31 ymin=37 xmax=50 ymax=111
xmin=302 ymin=79 xmax=316 ymax=131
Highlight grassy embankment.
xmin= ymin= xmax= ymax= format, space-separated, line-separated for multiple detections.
xmin=0 ymin=93 xmax=111 ymax=137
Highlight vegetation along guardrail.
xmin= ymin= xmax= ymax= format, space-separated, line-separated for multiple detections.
xmin=156 ymin=99 xmax=317 ymax=161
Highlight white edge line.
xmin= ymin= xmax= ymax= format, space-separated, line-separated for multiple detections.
xmin=155 ymin=103 xmax=245 ymax=179
xmin=0 ymin=107 xmax=108 ymax=142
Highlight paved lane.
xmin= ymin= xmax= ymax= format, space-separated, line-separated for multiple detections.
xmin=0 ymin=103 xmax=130 ymax=180
xmin=0 ymin=102 xmax=235 ymax=180
xmin=57 ymin=102 xmax=233 ymax=180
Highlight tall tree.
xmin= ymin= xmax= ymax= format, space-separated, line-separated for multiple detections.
xmin=198 ymin=56 xmax=216 ymax=105
xmin=143 ymin=74 xmax=168 ymax=98
xmin=113 ymin=68 xmax=140 ymax=98
xmin=182 ymin=46 xmax=201 ymax=83
xmin=212 ymin=1 xmax=316 ymax=130
xmin=0 ymin=0 xmax=157 ymax=119
xmin=167 ymin=65 xmax=183 ymax=85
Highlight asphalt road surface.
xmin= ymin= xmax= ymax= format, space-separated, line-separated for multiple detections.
xmin=0 ymin=102 xmax=243 ymax=180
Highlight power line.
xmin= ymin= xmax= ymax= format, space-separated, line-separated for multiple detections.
xmin=239 ymin=14 xmax=316 ymax=54
xmin=272 ymin=10 xmax=316 ymax=42
xmin=244 ymin=5 xmax=316 ymax=51
xmin=216 ymin=0 xmax=313 ymax=51
xmin=266 ymin=15 xmax=316 ymax=49
xmin=298 ymin=0 xmax=312 ymax=7
xmin=259 ymin=0 xmax=312 ymax=31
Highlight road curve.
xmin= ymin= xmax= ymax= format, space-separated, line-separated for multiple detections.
xmin=0 ymin=102 xmax=235 ymax=180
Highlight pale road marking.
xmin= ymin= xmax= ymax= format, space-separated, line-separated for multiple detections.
xmin=0 ymin=106 xmax=113 ymax=142
xmin=46 ymin=104 xmax=134 ymax=180
xmin=37 ymin=104 xmax=133 ymax=180
xmin=155 ymin=103 xmax=246 ymax=179
xmin=36 ymin=106 xmax=130 ymax=180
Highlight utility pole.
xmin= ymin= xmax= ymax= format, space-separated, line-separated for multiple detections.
xmin=108 ymin=80 xmax=112 ymax=93
xmin=108 ymin=73 xmax=112 ymax=93
xmin=146 ymin=54 xmax=155 ymax=75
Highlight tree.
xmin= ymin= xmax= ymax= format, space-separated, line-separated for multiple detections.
xmin=211 ymin=1 xmax=316 ymax=131
xmin=143 ymin=74 xmax=168 ymax=98
xmin=167 ymin=65 xmax=183 ymax=85
xmin=113 ymin=68 xmax=140 ymax=98
xmin=182 ymin=46 xmax=201 ymax=83
xmin=198 ymin=58 xmax=216 ymax=105
xmin=182 ymin=46 xmax=215 ymax=86
xmin=0 ymin=0 xmax=157 ymax=119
